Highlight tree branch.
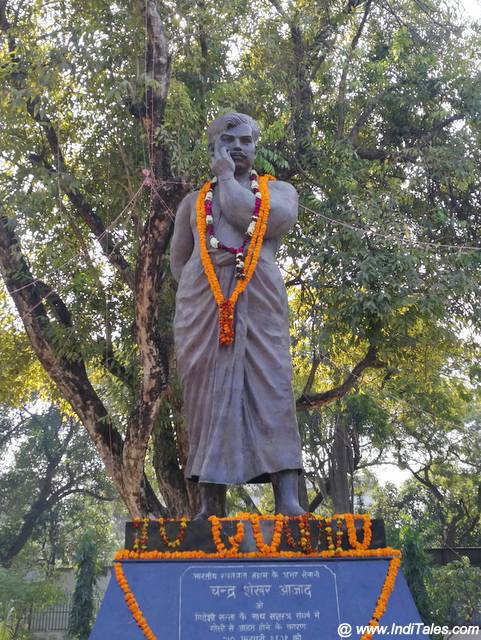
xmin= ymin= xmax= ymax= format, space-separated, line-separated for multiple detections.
xmin=296 ymin=344 xmax=384 ymax=410
xmin=267 ymin=0 xmax=289 ymax=20
xmin=337 ymin=0 xmax=373 ymax=138
xmin=308 ymin=479 xmax=331 ymax=512
xmin=0 ymin=0 xmax=15 ymax=52
xmin=26 ymin=127 xmax=135 ymax=290
xmin=354 ymin=114 xmax=466 ymax=162
xmin=349 ymin=86 xmax=396 ymax=144
xmin=197 ymin=0 xmax=209 ymax=113
xmin=34 ymin=280 xmax=73 ymax=327
xmin=236 ymin=485 xmax=261 ymax=515
xmin=94 ymin=336 xmax=134 ymax=387
xmin=411 ymin=466 xmax=445 ymax=505
xmin=0 ymin=432 xmax=62 ymax=567
xmin=309 ymin=2 xmax=357 ymax=79
xmin=301 ymin=354 xmax=321 ymax=398
xmin=354 ymin=146 xmax=419 ymax=162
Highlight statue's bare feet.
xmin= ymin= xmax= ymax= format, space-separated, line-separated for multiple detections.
xmin=193 ymin=482 xmax=227 ymax=521
xmin=271 ymin=469 xmax=306 ymax=517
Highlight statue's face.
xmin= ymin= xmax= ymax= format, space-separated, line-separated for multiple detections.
xmin=210 ymin=123 xmax=256 ymax=173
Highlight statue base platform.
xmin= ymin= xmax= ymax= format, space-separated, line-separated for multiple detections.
xmin=90 ymin=516 xmax=429 ymax=639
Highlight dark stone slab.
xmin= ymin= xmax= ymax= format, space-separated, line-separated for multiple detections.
xmin=124 ymin=517 xmax=386 ymax=553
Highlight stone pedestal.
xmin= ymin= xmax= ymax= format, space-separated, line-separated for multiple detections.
xmin=90 ymin=518 xmax=429 ymax=639
xmin=90 ymin=557 xmax=429 ymax=639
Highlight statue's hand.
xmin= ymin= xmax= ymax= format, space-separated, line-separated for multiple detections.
xmin=211 ymin=138 xmax=235 ymax=180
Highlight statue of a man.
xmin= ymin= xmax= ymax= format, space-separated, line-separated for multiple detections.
xmin=170 ymin=112 xmax=304 ymax=518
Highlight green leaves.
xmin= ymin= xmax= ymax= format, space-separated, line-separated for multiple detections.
xmin=344 ymin=393 xmax=391 ymax=445
xmin=0 ymin=567 xmax=61 ymax=639
xmin=427 ymin=558 xmax=481 ymax=632
xmin=68 ymin=534 xmax=101 ymax=640
xmin=400 ymin=526 xmax=432 ymax=622
xmin=0 ymin=406 xmax=115 ymax=567
xmin=255 ymin=146 xmax=290 ymax=175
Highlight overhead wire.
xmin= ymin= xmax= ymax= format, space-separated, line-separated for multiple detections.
xmin=10 ymin=173 xmax=481 ymax=319
xmin=298 ymin=201 xmax=481 ymax=253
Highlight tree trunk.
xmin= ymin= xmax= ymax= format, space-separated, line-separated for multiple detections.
xmin=298 ymin=473 xmax=309 ymax=511
xmin=329 ymin=408 xmax=351 ymax=513
xmin=152 ymin=406 xmax=191 ymax=516
xmin=289 ymin=24 xmax=315 ymax=167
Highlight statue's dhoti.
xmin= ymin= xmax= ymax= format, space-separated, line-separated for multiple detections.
xmin=174 ymin=245 xmax=303 ymax=484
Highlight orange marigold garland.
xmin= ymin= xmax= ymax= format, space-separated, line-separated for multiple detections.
xmin=283 ymin=518 xmax=297 ymax=549
xmin=250 ymin=513 xmax=285 ymax=554
xmin=210 ymin=516 xmax=245 ymax=554
xmin=298 ymin=514 xmax=314 ymax=552
xmin=196 ymin=174 xmax=275 ymax=346
xmin=132 ymin=517 xmax=150 ymax=552
xmin=218 ymin=299 xmax=235 ymax=345
xmin=114 ymin=546 xmax=401 ymax=561
xmin=158 ymin=517 xmax=188 ymax=549
xmin=114 ymin=562 xmax=157 ymax=640
xmin=321 ymin=518 xmax=336 ymax=552
xmin=345 ymin=513 xmax=373 ymax=550
xmin=335 ymin=515 xmax=344 ymax=552
xmin=283 ymin=514 xmax=314 ymax=552
xmin=314 ymin=516 xmax=325 ymax=551
xmin=360 ymin=556 xmax=401 ymax=640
